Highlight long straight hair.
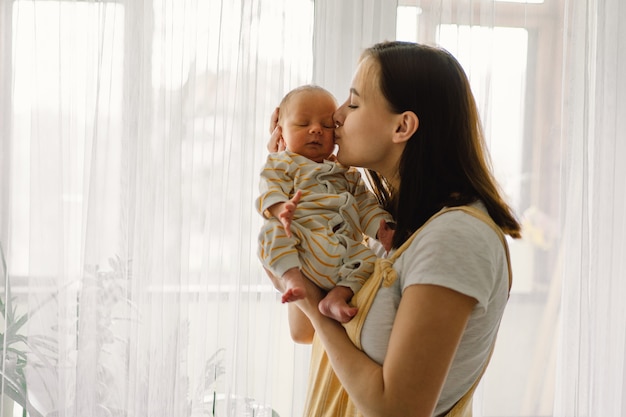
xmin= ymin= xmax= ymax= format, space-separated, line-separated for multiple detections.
xmin=363 ymin=41 xmax=521 ymax=248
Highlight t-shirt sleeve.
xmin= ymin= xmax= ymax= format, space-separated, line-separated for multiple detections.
xmin=399 ymin=212 xmax=503 ymax=314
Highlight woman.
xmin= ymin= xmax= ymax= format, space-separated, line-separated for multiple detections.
xmin=268 ymin=41 xmax=521 ymax=417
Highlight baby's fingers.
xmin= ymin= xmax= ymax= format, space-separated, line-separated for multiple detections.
xmin=280 ymin=216 xmax=293 ymax=238
xmin=291 ymin=189 xmax=302 ymax=205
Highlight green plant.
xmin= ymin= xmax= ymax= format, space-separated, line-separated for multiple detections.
xmin=0 ymin=242 xmax=56 ymax=417
xmin=83 ymin=256 xmax=134 ymax=417
xmin=43 ymin=255 xmax=136 ymax=417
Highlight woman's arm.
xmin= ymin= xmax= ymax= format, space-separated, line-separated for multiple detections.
xmin=288 ymin=303 xmax=315 ymax=344
xmin=265 ymin=267 xmax=315 ymax=344
xmin=296 ymin=278 xmax=476 ymax=417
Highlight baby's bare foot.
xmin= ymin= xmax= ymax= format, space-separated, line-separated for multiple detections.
xmin=281 ymin=286 xmax=306 ymax=303
xmin=319 ymin=297 xmax=358 ymax=323
xmin=281 ymin=268 xmax=308 ymax=303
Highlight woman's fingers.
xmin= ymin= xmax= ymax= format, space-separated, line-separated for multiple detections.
xmin=269 ymin=107 xmax=279 ymax=133
xmin=267 ymin=125 xmax=283 ymax=153
xmin=267 ymin=107 xmax=287 ymax=152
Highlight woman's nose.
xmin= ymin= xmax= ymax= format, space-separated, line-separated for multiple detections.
xmin=333 ymin=105 xmax=345 ymax=127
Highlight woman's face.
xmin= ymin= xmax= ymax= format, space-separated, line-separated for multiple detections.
xmin=333 ymin=56 xmax=404 ymax=178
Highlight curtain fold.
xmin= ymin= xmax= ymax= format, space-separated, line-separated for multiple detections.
xmin=554 ymin=0 xmax=626 ymax=416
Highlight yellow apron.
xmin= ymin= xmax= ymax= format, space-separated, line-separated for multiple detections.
xmin=303 ymin=206 xmax=513 ymax=417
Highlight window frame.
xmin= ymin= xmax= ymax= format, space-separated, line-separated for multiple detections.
xmin=397 ymin=0 xmax=565 ymax=295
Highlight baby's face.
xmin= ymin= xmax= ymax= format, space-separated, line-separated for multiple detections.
xmin=280 ymin=90 xmax=336 ymax=163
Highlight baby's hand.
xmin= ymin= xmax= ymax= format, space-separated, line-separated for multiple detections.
xmin=377 ymin=219 xmax=395 ymax=253
xmin=279 ymin=190 xmax=302 ymax=237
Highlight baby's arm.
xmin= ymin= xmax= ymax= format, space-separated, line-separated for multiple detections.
xmin=257 ymin=153 xmax=297 ymax=222
xmin=267 ymin=190 xmax=302 ymax=238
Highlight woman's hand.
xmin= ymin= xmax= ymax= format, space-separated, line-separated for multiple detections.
xmin=267 ymin=107 xmax=286 ymax=152
xmin=269 ymin=106 xmax=279 ymax=133
xmin=377 ymin=219 xmax=396 ymax=253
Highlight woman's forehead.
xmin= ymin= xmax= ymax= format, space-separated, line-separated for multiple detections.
xmin=352 ymin=56 xmax=380 ymax=97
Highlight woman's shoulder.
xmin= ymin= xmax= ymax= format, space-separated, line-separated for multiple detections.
xmin=395 ymin=203 xmax=508 ymax=305
xmin=403 ymin=205 xmax=504 ymax=265
xmin=421 ymin=203 xmax=503 ymax=246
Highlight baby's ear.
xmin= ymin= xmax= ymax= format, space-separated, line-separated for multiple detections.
xmin=392 ymin=111 xmax=419 ymax=144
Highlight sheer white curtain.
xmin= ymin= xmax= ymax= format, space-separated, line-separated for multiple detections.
xmin=314 ymin=1 xmax=626 ymax=416
xmin=2 ymin=0 xmax=626 ymax=417
xmin=1 ymin=0 xmax=314 ymax=416
xmin=555 ymin=0 xmax=626 ymax=416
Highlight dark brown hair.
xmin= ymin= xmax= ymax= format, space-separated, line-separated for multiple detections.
xmin=362 ymin=41 xmax=521 ymax=247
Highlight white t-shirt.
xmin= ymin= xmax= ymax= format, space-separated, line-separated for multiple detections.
xmin=361 ymin=202 xmax=510 ymax=417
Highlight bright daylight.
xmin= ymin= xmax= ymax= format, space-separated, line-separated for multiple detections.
xmin=1 ymin=1 xmax=625 ymax=417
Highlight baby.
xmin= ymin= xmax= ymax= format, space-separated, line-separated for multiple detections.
xmin=256 ymin=85 xmax=393 ymax=323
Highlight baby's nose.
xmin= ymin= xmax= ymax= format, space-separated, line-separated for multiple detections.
xmin=309 ymin=123 xmax=323 ymax=134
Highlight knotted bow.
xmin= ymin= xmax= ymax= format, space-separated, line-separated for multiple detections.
xmin=374 ymin=257 xmax=397 ymax=288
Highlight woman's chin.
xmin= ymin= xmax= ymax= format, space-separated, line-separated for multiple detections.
xmin=335 ymin=152 xmax=349 ymax=166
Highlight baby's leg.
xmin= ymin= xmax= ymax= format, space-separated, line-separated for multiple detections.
xmin=281 ymin=268 xmax=308 ymax=303
xmin=318 ymin=286 xmax=358 ymax=323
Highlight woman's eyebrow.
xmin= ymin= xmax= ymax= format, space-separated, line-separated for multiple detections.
xmin=350 ymin=88 xmax=360 ymax=97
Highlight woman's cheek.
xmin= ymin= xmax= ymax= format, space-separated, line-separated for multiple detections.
xmin=336 ymin=144 xmax=357 ymax=167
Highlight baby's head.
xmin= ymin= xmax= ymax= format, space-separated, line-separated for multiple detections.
xmin=278 ymin=85 xmax=337 ymax=163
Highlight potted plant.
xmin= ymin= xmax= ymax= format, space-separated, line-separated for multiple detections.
xmin=0 ymin=243 xmax=56 ymax=417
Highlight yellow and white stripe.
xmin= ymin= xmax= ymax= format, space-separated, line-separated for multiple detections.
xmin=256 ymin=151 xmax=393 ymax=292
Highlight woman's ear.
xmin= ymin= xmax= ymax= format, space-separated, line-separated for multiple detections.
xmin=392 ymin=111 xmax=419 ymax=144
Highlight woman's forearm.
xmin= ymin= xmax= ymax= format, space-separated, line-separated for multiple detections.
xmin=298 ymin=282 xmax=475 ymax=417
xmin=308 ymin=312 xmax=390 ymax=416
xmin=288 ymin=303 xmax=314 ymax=343
xmin=294 ymin=280 xmax=393 ymax=416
